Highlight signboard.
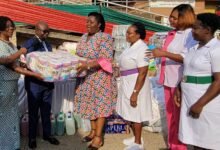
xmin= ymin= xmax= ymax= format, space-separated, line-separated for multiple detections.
xmin=149 ymin=0 xmax=195 ymax=7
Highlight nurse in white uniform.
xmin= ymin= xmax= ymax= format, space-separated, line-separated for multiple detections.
xmin=116 ymin=22 xmax=153 ymax=150
xmin=178 ymin=13 xmax=220 ymax=150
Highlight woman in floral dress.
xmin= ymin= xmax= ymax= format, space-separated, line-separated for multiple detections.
xmin=74 ymin=12 xmax=117 ymax=150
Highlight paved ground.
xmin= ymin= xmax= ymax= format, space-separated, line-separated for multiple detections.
xmin=21 ymin=129 xmax=167 ymax=150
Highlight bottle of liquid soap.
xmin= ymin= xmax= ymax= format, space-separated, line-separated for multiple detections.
xmin=145 ymin=44 xmax=157 ymax=71
xmin=65 ymin=111 xmax=76 ymax=135
xmin=56 ymin=112 xmax=65 ymax=136
xmin=73 ymin=113 xmax=82 ymax=129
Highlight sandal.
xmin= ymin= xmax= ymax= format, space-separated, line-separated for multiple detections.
xmin=87 ymin=135 xmax=103 ymax=150
xmin=82 ymin=129 xmax=96 ymax=143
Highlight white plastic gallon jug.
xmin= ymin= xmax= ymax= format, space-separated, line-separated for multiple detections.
xmin=65 ymin=111 xmax=75 ymax=135
xmin=73 ymin=113 xmax=82 ymax=129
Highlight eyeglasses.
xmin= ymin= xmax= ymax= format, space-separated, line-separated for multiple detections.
xmin=42 ymin=29 xmax=50 ymax=34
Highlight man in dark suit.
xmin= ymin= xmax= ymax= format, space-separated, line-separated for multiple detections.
xmin=23 ymin=21 xmax=59 ymax=149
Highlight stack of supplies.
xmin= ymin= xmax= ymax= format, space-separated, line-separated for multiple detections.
xmin=104 ymin=114 xmax=129 ymax=134
xmin=26 ymin=51 xmax=86 ymax=82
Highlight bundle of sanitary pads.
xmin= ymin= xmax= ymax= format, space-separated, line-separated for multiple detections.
xmin=26 ymin=51 xmax=86 ymax=82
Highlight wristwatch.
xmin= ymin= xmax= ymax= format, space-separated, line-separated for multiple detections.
xmin=133 ymin=89 xmax=139 ymax=93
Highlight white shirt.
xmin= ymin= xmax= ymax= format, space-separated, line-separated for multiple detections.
xmin=184 ymin=37 xmax=220 ymax=76
xmin=164 ymin=28 xmax=197 ymax=87
xmin=36 ymin=35 xmax=49 ymax=52
xmin=119 ymin=39 xmax=148 ymax=71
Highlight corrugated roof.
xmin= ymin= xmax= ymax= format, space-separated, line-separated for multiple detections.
xmin=39 ymin=4 xmax=172 ymax=32
xmin=0 ymin=0 xmax=114 ymax=34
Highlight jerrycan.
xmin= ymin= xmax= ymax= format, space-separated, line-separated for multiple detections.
xmin=56 ymin=112 xmax=65 ymax=136
xmin=65 ymin=111 xmax=76 ymax=135
xmin=73 ymin=113 xmax=82 ymax=129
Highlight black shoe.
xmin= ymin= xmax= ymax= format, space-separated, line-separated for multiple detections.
xmin=28 ymin=139 xmax=37 ymax=149
xmin=43 ymin=137 xmax=60 ymax=145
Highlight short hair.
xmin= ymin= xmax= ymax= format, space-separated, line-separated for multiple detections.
xmin=131 ymin=22 xmax=146 ymax=40
xmin=35 ymin=21 xmax=48 ymax=29
xmin=197 ymin=13 xmax=220 ymax=34
xmin=88 ymin=12 xmax=105 ymax=32
xmin=0 ymin=16 xmax=15 ymax=31
xmin=171 ymin=4 xmax=195 ymax=29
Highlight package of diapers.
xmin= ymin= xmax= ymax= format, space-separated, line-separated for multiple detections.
xmin=26 ymin=51 xmax=86 ymax=82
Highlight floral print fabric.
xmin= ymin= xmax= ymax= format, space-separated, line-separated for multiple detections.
xmin=74 ymin=32 xmax=117 ymax=120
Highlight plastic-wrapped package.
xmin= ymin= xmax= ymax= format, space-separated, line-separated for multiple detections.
xmin=58 ymin=42 xmax=77 ymax=55
xmin=104 ymin=114 xmax=129 ymax=134
xmin=112 ymin=25 xmax=130 ymax=61
xmin=148 ymin=32 xmax=168 ymax=49
xmin=26 ymin=51 xmax=86 ymax=82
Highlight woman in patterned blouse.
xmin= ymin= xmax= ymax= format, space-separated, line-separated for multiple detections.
xmin=0 ymin=16 xmax=42 ymax=149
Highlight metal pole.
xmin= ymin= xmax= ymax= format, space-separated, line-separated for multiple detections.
xmin=107 ymin=0 xmax=109 ymax=7
xmin=126 ymin=0 xmax=128 ymax=13
xmin=99 ymin=4 xmax=102 ymax=13
xmin=148 ymin=0 xmax=150 ymax=12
